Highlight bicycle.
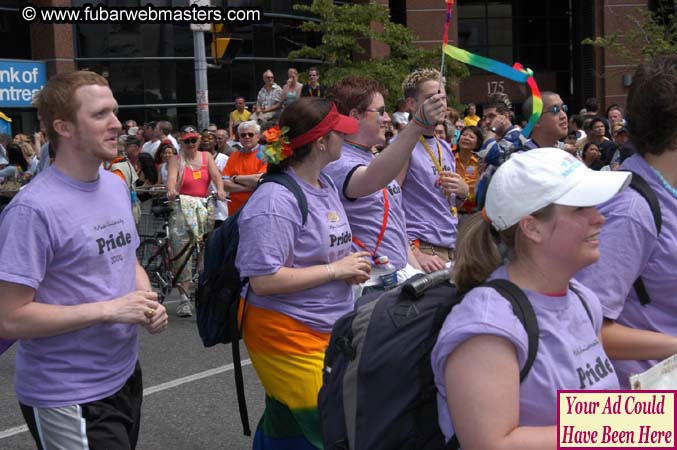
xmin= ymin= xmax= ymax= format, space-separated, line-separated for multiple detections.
xmin=136 ymin=187 xmax=217 ymax=304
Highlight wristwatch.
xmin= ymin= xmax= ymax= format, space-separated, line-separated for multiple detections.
xmin=490 ymin=126 xmax=498 ymax=133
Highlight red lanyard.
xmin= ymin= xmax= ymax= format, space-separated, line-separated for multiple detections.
xmin=352 ymin=188 xmax=389 ymax=259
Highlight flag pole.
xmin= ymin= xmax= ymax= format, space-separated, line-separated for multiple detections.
xmin=438 ymin=51 xmax=446 ymax=93
xmin=438 ymin=0 xmax=454 ymax=93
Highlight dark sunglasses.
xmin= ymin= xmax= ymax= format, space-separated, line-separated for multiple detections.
xmin=366 ymin=106 xmax=386 ymax=117
xmin=543 ymin=104 xmax=568 ymax=115
xmin=240 ymin=132 xmax=256 ymax=138
xmin=182 ymin=138 xmax=198 ymax=144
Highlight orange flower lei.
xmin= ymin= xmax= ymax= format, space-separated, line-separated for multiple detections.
xmin=260 ymin=125 xmax=293 ymax=164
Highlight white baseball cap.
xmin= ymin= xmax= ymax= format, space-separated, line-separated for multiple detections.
xmin=485 ymin=147 xmax=631 ymax=231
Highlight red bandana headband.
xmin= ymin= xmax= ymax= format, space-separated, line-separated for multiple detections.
xmin=290 ymin=104 xmax=342 ymax=149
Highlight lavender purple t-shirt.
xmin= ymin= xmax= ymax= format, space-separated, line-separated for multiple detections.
xmin=322 ymin=143 xmax=408 ymax=270
xmin=401 ymin=137 xmax=459 ymax=248
xmin=0 ymin=165 xmax=140 ymax=408
xmin=577 ymin=155 xmax=677 ymax=388
xmin=236 ymin=168 xmax=354 ymax=333
xmin=431 ymin=266 xmax=619 ymax=442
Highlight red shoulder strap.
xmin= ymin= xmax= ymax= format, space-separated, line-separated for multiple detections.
xmin=352 ymin=188 xmax=389 ymax=259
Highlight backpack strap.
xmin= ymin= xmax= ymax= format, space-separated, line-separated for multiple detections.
xmin=627 ymin=171 xmax=661 ymax=306
xmin=629 ymin=172 xmax=662 ymax=234
xmin=482 ymin=279 xmax=539 ymax=382
xmin=569 ymin=284 xmax=594 ymax=326
xmin=231 ymin=287 xmax=251 ymax=436
xmin=259 ymin=172 xmax=309 ymax=226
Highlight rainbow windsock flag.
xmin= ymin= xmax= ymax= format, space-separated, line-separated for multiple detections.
xmin=442 ymin=44 xmax=543 ymax=137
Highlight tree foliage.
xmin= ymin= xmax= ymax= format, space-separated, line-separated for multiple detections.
xmin=289 ymin=0 xmax=468 ymax=110
xmin=582 ymin=0 xmax=676 ymax=65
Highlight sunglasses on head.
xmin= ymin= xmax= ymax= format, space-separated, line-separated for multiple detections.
xmin=366 ymin=106 xmax=386 ymax=117
xmin=240 ymin=132 xmax=256 ymax=138
xmin=182 ymin=138 xmax=198 ymax=144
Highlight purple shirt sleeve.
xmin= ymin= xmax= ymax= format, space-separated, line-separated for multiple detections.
xmin=0 ymin=204 xmax=52 ymax=289
xmin=577 ymin=190 xmax=657 ymax=319
xmin=236 ymin=213 xmax=298 ymax=277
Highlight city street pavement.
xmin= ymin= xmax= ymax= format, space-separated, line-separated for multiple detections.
xmin=0 ymin=292 xmax=266 ymax=450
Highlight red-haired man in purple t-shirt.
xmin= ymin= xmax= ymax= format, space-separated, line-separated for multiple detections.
xmin=0 ymin=70 xmax=168 ymax=450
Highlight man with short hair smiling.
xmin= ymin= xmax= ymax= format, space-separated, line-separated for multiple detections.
xmin=0 ymin=70 xmax=167 ymax=450
xmin=222 ymin=120 xmax=268 ymax=214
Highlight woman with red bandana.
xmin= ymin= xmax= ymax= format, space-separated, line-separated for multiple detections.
xmin=235 ymin=97 xmax=372 ymax=449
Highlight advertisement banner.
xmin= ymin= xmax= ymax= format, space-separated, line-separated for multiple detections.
xmin=0 ymin=60 xmax=47 ymax=108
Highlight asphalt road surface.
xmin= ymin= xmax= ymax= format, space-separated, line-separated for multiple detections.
xmin=0 ymin=293 xmax=266 ymax=450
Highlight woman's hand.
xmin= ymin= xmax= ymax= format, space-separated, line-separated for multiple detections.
xmin=329 ymin=251 xmax=372 ymax=282
xmin=216 ymin=189 xmax=228 ymax=202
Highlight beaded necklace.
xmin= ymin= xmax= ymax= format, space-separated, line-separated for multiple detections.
xmin=650 ymin=166 xmax=677 ymax=199
xmin=345 ymin=140 xmax=373 ymax=153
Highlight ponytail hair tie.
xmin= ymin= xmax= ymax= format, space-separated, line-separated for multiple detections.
xmin=482 ymin=208 xmax=501 ymax=244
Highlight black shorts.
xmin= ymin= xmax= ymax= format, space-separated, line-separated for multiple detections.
xmin=20 ymin=361 xmax=143 ymax=450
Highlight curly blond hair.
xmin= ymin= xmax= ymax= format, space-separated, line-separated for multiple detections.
xmin=402 ymin=68 xmax=445 ymax=99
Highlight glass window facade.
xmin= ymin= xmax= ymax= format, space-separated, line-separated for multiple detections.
xmin=458 ymin=0 xmax=572 ymax=110
xmin=0 ymin=2 xmax=31 ymax=60
xmin=73 ymin=0 xmax=321 ymax=128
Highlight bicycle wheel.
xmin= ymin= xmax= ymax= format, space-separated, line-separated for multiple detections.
xmin=137 ymin=239 xmax=172 ymax=303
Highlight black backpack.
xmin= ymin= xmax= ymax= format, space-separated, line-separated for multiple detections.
xmin=195 ymin=172 xmax=310 ymax=436
xmin=318 ymin=271 xmax=592 ymax=450
xmin=627 ymin=172 xmax=662 ymax=306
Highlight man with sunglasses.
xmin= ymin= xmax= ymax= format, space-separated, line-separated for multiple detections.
xmin=222 ymin=120 xmax=268 ymax=215
xmin=324 ymin=74 xmax=448 ymax=294
xmin=520 ymin=92 xmax=569 ymax=151
xmin=252 ymin=70 xmax=282 ymax=125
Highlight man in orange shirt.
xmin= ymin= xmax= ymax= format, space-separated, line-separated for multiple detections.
xmin=222 ymin=120 xmax=268 ymax=214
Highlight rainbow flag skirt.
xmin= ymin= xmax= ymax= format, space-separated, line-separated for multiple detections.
xmin=240 ymin=302 xmax=330 ymax=450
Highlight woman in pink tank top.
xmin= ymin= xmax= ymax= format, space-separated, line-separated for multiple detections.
xmin=166 ymin=125 xmax=227 ymax=317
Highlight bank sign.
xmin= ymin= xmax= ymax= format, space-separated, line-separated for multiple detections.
xmin=0 ymin=60 xmax=46 ymax=108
